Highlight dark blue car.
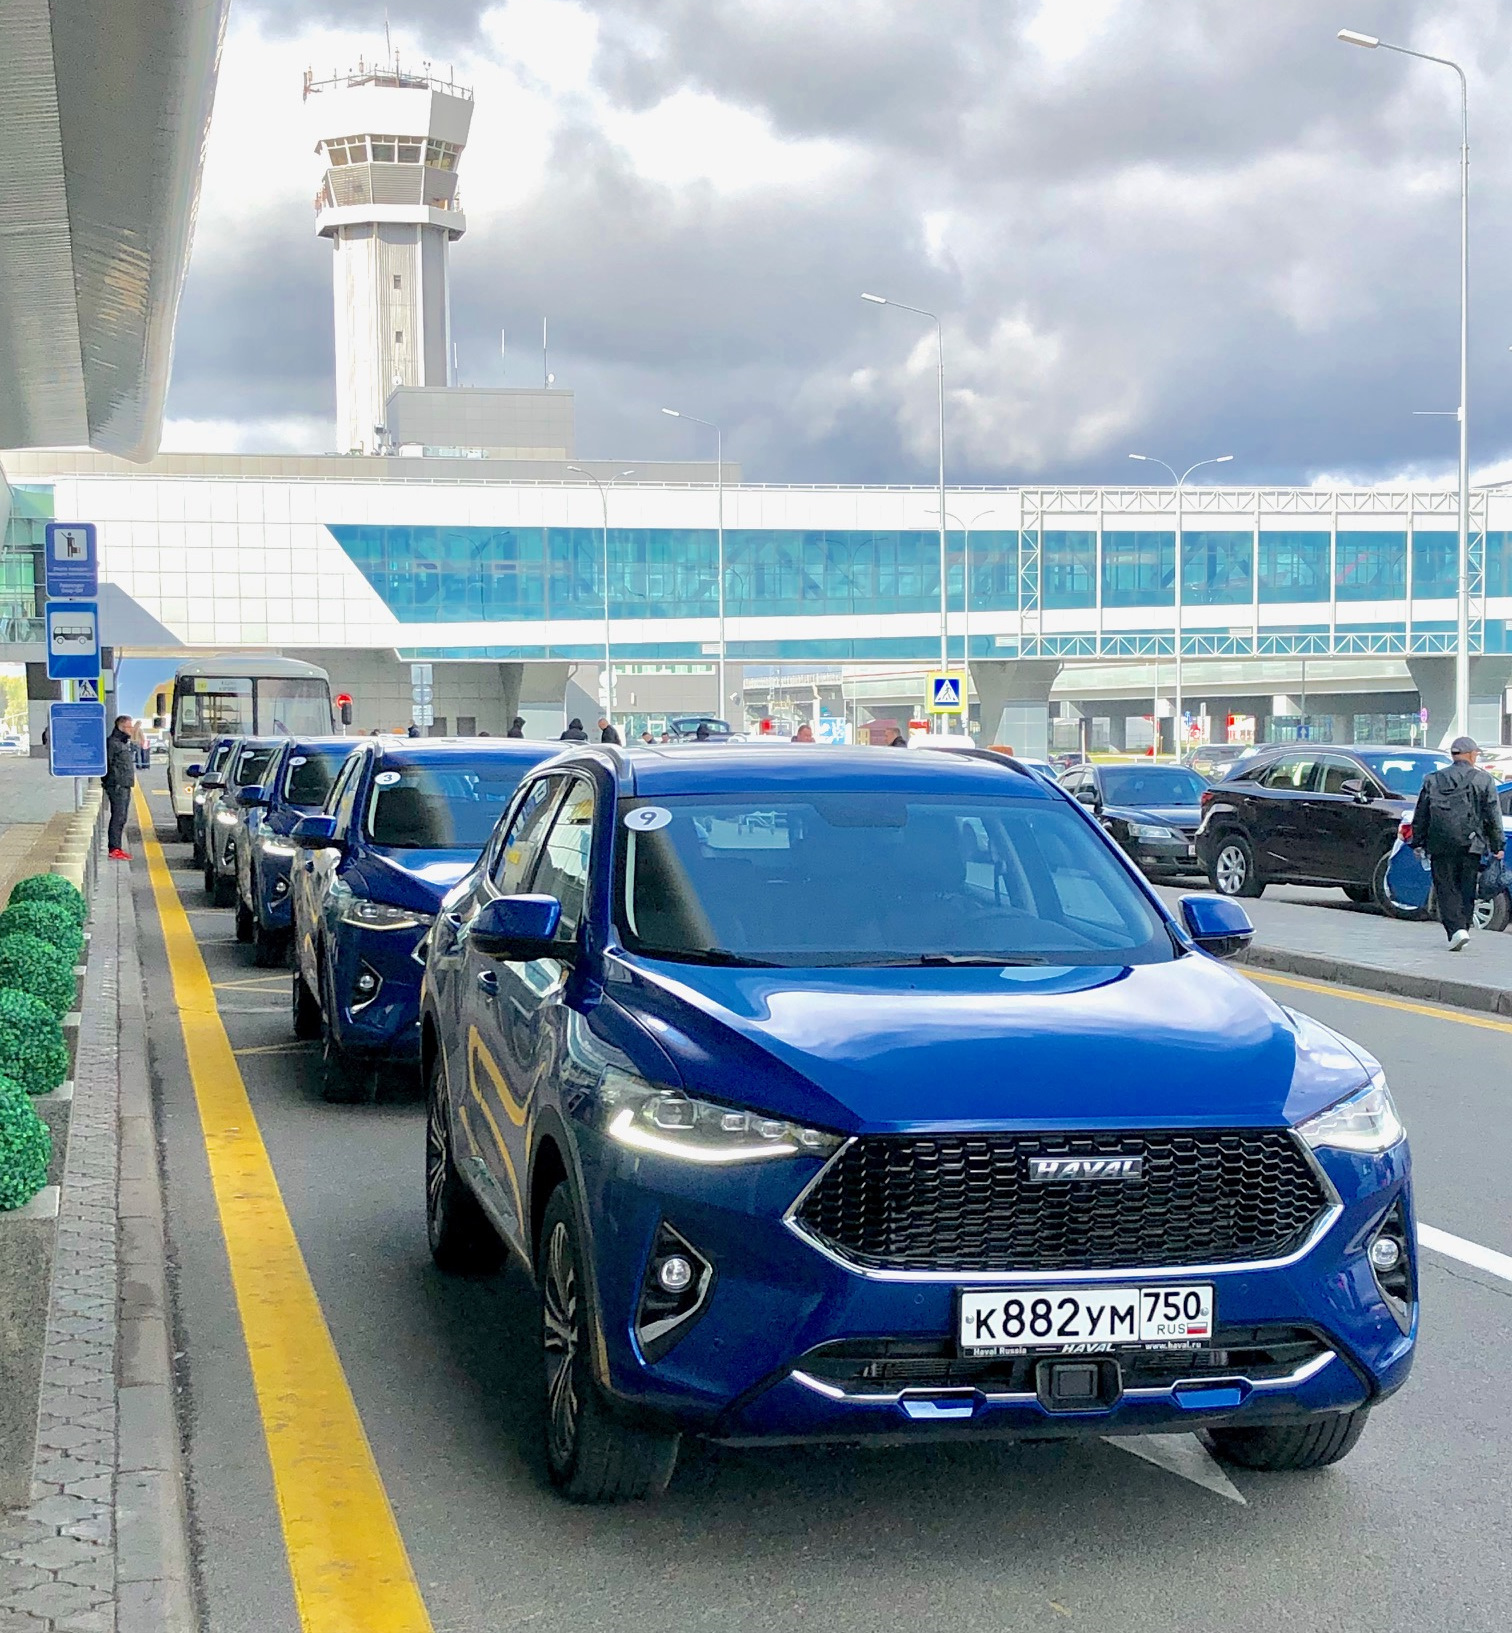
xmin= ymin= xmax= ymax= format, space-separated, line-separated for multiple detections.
xmin=421 ymin=746 xmax=1415 ymax=1502
xmin=290 ymin=739 xmax=554 ymax=1100
xmin=233 ymin=737 xmax=356 ymax=966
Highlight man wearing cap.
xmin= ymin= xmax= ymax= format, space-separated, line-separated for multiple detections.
xmin=1412 ymin=736 xmax=1505 ymax=951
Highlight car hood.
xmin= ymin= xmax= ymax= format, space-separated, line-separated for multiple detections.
xmin=353 ymin=848 xmax=476 ymax=910
xmin=606 ymin=953 xmax=1372 ymax=1135
xmin=1104 ymin=803 xmax=1201 ymax=830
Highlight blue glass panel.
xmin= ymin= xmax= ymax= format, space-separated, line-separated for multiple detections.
xmin=1258 ymin=531 xmax=1329 ymax=603
xmin=1486 ymin=532 xmax=1511 ymax=598
xmin=1042 ymin=531 xmax=1096 ymax=609
xmin=1411 ymin=531 xmax=1458 ymax=599
xmin=1335 ymin=531 xmax=1405 ymax=601
xmin=962 ymin=531 xmax=1019 ymax=611
xmin=1101 ymin=532 xmax=1174 ymax=608
xmin=1182 ymin=531 xmax=1252 ymax=607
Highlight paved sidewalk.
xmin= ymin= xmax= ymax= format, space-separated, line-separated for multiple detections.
xmin=1158 ymin=882 xmax=1512 ymax=1012
xmin=0 ymin=860 xmax=193 ymax=1632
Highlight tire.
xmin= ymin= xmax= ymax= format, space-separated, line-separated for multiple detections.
xmin=176 ymin=815 xmax=193 ymax=843
xmin=292 ymin=962 xmax=322 ymax=1041
xmin=538 ymin=1186 xmax=679 ymax=1503
xmin=235 ymin=897 xmax=255 ymax=943
xmin=192 ymin=830 xmax=206 ymax=869
xmin=1209 ymin=835 xmax=1264 ymax=899
xmin=1342 ymin=885 xmax=1372 ymax=905
xmin=1474 ymin=892 xmax=1510 ymax=933
xmin=425 ymin=1056 xmax=503 ymax=1273
xmin=252 ymin=918 xmax=287 ymax=968
xmin=1208 ymin=1407 xmax=1370 ymax=1471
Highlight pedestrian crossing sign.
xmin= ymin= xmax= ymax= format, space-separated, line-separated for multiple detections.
xmin=928 ymin=673 xmax=966 ymax=713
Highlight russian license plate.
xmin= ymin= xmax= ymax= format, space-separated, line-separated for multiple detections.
xmin=958 ymin=1284 xmax=1214 ymax=1356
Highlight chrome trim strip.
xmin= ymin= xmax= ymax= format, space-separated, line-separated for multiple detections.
xmin=782 ymin=1130 xmax=1343 ymax=1284
xmin=788 ymin=1348 xmax=1337 ymax=1407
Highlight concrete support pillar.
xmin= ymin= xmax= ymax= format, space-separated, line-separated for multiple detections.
xmin=1407 ymin=657 xmax=1512 ymax=749
xmin=969 ymin=660 xmax=1062 ymax=757
xmin=516 ymin=662 xmax=574 ymax=738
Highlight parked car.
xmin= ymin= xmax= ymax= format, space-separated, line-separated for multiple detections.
xmin=1195 ymin=743 xmax=1450 ymax=908
xmin=290 ymin=738 xmax=554 ymax=1100
xmin=421 ymin=744 xmax=1413 ymax=1502
xmin=1185 ymin=744 xmax=1255 ymax=781
xmin=204 ymin=739 xmax=280 ymax=908
xmin=1059 ymin=763 xmax=1208 ymax=877
xmin=188 ymin=737 xmax=237 ymax=870
xmin=1380 ymin=780 xmax=1512 ymax=931
xmin=666 ymin=715 xmax=735 ymax=742
xmin=232 ymin=737 xmax=355 ymax=966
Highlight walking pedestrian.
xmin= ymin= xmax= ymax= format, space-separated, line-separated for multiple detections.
xmin=131 ymin=720 xmax=151 ymax=769
xmin=102 ymin=714 xmax=135 ymax=861
xmin=506 ymin=716 xmax=526 ymax=739
xmin=560 ymin=717 xmax=588 ymax=742
xmin=598 ymin=717 xmax=623 ymax=745
xmin=1411 ymin=735 xmax=1505 ymax=951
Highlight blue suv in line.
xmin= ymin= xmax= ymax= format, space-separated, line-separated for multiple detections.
xmin=421 ymin=746 xmax=1415 ymax=1502
xmin=290 ymin=738 xmax=554 ymax=1101
xmin=232 ymin=737 xmax=356 ymax=966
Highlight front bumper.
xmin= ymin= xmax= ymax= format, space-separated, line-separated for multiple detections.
xmin=329 ymin=920 xmax=430 ymax=1058
xmin=575 ymin=1129 xmax=1415 ymax=1445
xmin=1129 ymin=835 xmax=1200 ymax=874
xmin=254 ymin=848 xmax=296 ymax=930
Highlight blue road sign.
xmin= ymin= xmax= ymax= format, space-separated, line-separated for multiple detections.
xmin=48 ymin=703 xmax=106 ymax=777
xmin=43 ymin=523 xmax=98 ymax=600
xmin=46 ymin=602 xmax=99 ymax=680
xmin=928 ymin=672 xmax=966 ymax=713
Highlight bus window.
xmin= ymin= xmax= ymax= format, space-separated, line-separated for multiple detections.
xmin=257 ymin=679 xmax=333 ymax=737
xmin=173 ymin=678 xmax=252 ymax=746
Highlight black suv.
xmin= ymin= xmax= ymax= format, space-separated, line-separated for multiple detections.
xmin=1195 ymin=744 xmax=1449 ymax=908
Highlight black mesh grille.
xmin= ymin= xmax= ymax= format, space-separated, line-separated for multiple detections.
xmin=795 ymin=1130 xmax=1330 ymax=1273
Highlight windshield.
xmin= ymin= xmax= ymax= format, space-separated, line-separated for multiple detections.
xmin=230 ymin=744 xmax=277 ymax=790
xmin=616 ymin=792 xmax=1172 ymax=968
xmin=364 ymin=762 xmax=533 ymax=850
xmin=174 ymin=679 xmax=251 ymax=746
xmin=1098 ymin=767 xmax=1206 ymax=807
xmin=256 ymin=679 xmax=332 ymax=737
xmin=204 ymin=743 xmax=232 ymax=776
xmin=1357 ymin=750 xmax=1450 ymax=796
xmin=282 ymin=746 xmax=350 ymax=809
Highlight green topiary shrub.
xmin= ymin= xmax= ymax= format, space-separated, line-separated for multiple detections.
xmin=0 ymin=902 xmax=83 ymax=964
xmin=0 ymin=1074 xmax=51 ymax=1210
xmin=0 ymin=990 xmax=69 ymax=1096
xmin=8 ymin=873 xmax=87 ymax=927
xmin=0 ymin=934 xmax=76 ymax=1017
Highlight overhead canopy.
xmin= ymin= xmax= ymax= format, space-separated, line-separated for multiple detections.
xmin=0 ymin=0 xmax=228 ymax=460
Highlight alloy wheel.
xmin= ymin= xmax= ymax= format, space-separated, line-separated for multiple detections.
xmin=425 ymin=1087 xmax=449 ymax=1245
xmin=542 ymin=1221 xmax=581 ymax=1468
xmin=1215 ymin=843 xmax=1247 ymax=894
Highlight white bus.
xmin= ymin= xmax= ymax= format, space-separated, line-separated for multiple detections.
xmin=167 ymin=656 xmax=334 ymax=839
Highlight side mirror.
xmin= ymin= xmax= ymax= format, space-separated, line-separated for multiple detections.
xmin=200 ymin=776 xmax=225 ymax=792
xmin=1179 ymin=894 xmax=1254 ymax=960
xmin=186 ymin=763 xmax=204 ymax=779
xmin=235 ymin=784 xmax=268 ymax=809
xmin=1339 ymin=777 xmax=1368 ymax=802
xmin=470 ymin=894 xmax=565 ymax=961
xmin=1074 ymin=785 xmax=1100 ymax=807
xmin=291 ymin=813 xmax=342 ymax=850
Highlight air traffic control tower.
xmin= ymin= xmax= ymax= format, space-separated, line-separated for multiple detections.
xmin=305 ymin=61 xmax=473 ymax=453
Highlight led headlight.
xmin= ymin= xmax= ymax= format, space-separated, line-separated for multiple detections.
xmin=1296 ymin=1075 xmax=1404 ymax=1154
xmin=1128 ymin=822 xmax=1178 ymax=840
xmin=601 ymin=1069 xmax=841 ymax=1165
xmin=340 ymin=900 xmax=434 ymax=931
xmin=261 ymin=840 xmax=297 ymax=859
xmin=214 ymin=810 xmax=238 ymax=827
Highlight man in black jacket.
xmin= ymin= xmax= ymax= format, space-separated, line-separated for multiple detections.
xmin=1412 ymin=736 xmax=1505 ymax=950
xmin=598 ymin=717 xmax=623 ymax=745
xmin=102 ymin=715 xmax=136 ymax=861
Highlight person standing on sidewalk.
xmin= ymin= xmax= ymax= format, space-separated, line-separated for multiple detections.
xmin=102 ymin=714 xmax=136 ymax=861
xmin=1411 ymin=735 xmax=1505 ymax=951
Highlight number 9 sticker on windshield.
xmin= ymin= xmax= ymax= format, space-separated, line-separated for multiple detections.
xmin=623 ymin=806 xmax=672 ymax=832
xmin=957 ymin=1283 xmax=1214 ymax=1356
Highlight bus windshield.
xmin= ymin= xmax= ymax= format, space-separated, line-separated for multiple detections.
xmin=173 ymin=679 xmax=251 ymax=746
xmin=257 ymin=679 xmax=331 ymax=737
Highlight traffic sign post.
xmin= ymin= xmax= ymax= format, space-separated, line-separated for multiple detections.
xmin=45 ymin=602 xmax=100 ymax=680
xmin=47 ymin=703 xmax=106 ymax=778
xmin=927 ymin=672 xmax=966 ymax=714
xmin=43 ymin=523 xmax=98 ymax=600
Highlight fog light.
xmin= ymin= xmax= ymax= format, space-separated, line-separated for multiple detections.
xmin=657 ymin=1255 xmax=693 ymax=1293
xmin=1369 ymin=1236 xmax=1402 ymax=1272
xmin=355 ymin=971 xmax=378 ymax=996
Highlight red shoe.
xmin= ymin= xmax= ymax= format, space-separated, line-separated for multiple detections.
xmin=109 ymin=848 xmax=131 ymax=861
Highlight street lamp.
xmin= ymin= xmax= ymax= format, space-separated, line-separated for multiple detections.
xmin=661 ymin=408 xmax=727 ymax=726
xmin=567 ymin=466 xmax=635 ymax=720
xmin=1128 ymin=453 xmax=1234 ymax=756
xmin=1340 ymin=26 xmax=1470 ymax=741
xmin=929 ymin=506 xmax=996 ymax=734
xmin=862 ymin=292 xmax=949 ymax=717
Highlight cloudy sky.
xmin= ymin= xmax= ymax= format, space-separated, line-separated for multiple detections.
xmin=163 ymin=0 xmax=1512 ymax=487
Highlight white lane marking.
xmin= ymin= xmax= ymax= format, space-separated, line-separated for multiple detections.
xmin=1104 ymin=1433 xmax=1246 ymax=1504
xmin=1419 ymin=1223 xmax=1512 ymax=1284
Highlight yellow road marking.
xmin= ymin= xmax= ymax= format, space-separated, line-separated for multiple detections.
xmin=1249 ymin=966 xmax=1512 ymax=1037
xmin=133 ymin=789 xmax=432 ymax=1633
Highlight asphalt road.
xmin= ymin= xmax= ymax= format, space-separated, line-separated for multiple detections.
xmin=130 ymin=775 xmax=1512 ymax=1633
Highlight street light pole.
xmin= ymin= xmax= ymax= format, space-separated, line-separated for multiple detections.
xmin=1340 ymin=28 xmax=1470 ymax=741
xmin=930 ymin=506 xmax=996 ymax=734
xmin=568 ymin=466 xmax=635 ymax=721
xmin=1128 ymin=452 xmax=1233 ymax=756
xmin=661 ymin=408 xmax=726 ymax=724
xmin=863 ymin=292 xmax=948 ymax=726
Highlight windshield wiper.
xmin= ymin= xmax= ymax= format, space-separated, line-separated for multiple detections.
xmin=644 ymin=946 xmax=785 ymax=968
xmin=917 ymin=952 xmax=1051 ymax=966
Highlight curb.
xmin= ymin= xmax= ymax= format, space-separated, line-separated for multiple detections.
xmin=1239 ymin=941 xmax=1512 ymax=1016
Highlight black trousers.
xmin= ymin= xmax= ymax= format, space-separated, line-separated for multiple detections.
xmin=105 ymin=785 xmax=131 ymax=852
xmin=1430 ymin=849 xmax=1480 ymax=938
